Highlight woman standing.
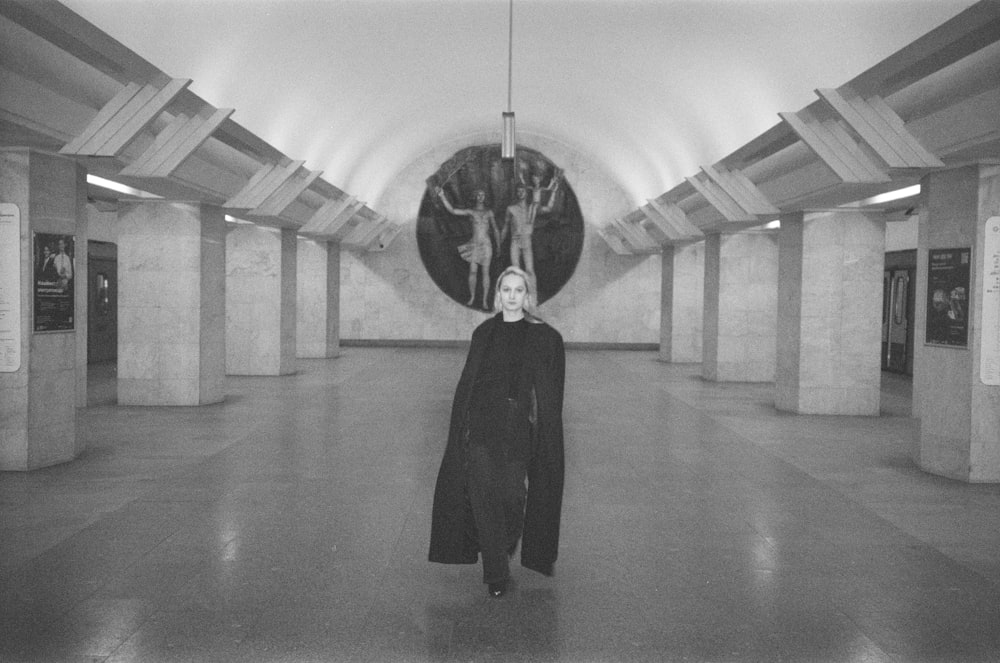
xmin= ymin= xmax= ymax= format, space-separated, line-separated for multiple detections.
xmin=429 ymin=267 xmax=566 ymax=598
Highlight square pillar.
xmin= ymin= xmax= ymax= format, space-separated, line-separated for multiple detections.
xmin=659 ymin=242 xmax=704 ymax=363
xmin=296 ymin=237 xmax=340 ymax=358
xmin=776 ymin=210 xmax=885 ymax=414
xmin=0 ymin=148 xmax=86 ymax=470
xmin=702 ymin=229 xmax=778 ymax=382
xmin=117 ymin=200 xmax=226 ymax=405
xmin=226 ymin=224 xmax=297 ymax=375
xmin=915 ymin=164 xmax=1000 ymax=482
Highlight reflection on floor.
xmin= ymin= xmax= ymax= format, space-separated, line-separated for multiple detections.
xmin=3 ymin=349 xmax=1000 ymax=662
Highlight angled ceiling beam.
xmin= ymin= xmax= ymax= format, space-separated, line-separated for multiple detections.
xmin=685 ymin=172 xmax=758 ymax=223
xmin=226 ymin=163 xmax=278 ymax=209
xmin=636 ymin=207 xmax=671 ymax=244
xmin=59 ymin=82 xmax=142 ymax=153
xmin=700 ymin=166 xmax=779 ymax=216
xmin=621 ymin=209 xmax=664 ymax=252
xmin=645 ymin=198 xmax=704 ymax=242
xmin=60 ymin=78 xmax=190 ymax=157
xmin=327 ymin=201 xmax=367 ymax=242
xmin=299 ymin=195 xmax=356 ymax=237
xmin=778 ymin=108 xmax=892 ymax=183
xmin=607 ymin=217 xmax=659 ymax=255
xmin=369 ymin=221 xmax=404 ymax=252
xmin=0 ymin=65 xmax=92 ymax=146
xmin=597 ymin=225 xmax=633 ymax=256
xmin=846 ymin=1 xmax=1000 ymax=99
xmin=224 ymin=160 xmax=304 ymax=211
xmin=240 ymin=160 xmax=304 ymax=211
xmin=641 ymin=204 xmax=702 ymax=244
xmin=250 ymin=168 xmax=324 ymax=219
xmin=0 ymin=0 xmax=169 ymax=87
xmin=343 ymin=215 xmax=390 ymax=250
xmin=120 ymin=107 xmax=233 ymax=178
xmin=816 ymin=88 xmax=945 ymax=169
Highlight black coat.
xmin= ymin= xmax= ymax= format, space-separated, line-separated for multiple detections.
xmin=429 ymin=314 xmax=566 ymax=576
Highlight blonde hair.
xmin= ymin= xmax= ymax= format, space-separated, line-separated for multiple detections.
xmin=492 ymin=266 xmax=543 ymax=322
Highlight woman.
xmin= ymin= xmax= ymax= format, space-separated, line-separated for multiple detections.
xmin=429 ymin=267 xmax=566 ymax=598
xmin=436 ymin=186 xmax=502 ymax=309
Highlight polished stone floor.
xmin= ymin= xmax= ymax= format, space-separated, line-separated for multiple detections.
xmin=3 ymin=349 xmax=1000 ymax=662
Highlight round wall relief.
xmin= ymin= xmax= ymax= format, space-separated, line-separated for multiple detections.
xmin=416 ymin=145 xmax=584 ymax=311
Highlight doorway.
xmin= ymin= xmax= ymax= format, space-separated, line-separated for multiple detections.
xmin=87 ymin=240 xmax=117 ymax=364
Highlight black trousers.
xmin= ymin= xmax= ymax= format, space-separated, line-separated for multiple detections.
xmin=466 ymin=444 xmax=527 ymax=584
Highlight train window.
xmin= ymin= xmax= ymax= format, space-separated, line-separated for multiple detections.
xmin=883 ymin=274 xmax=891 ymax=325
xmin=96 ymin=273 xmax=109 ymax=315
xmin=893 ymin=273 xmax=907 ymax=325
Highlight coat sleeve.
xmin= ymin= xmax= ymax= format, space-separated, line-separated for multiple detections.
xmin=521 ymin=326 xmax=565 ymax=575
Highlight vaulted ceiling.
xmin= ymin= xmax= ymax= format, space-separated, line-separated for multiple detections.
xmin=50 ymin=0 xmax=978 ymax=210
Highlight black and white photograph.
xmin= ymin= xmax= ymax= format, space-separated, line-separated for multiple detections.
xmin=2 ymin=1 xmax=1000 ymax=662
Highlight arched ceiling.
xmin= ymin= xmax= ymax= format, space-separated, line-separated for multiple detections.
xmin=57 ymin=0 xmax=975 ymax=211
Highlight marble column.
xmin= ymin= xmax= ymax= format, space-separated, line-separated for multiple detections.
xmin=915 ymin=164 xmax=1000 ymax=482
xmin=659 ymin=242 xmax=704 ymax=363
xmin=702 ymin=229 xmax=778 ymax=382
xmin=296 ymin=237 xmax=340 ymax=358
xmin=117 ymin=200 xmax=225 ymax=406
xmin=226 ymin=224 xmax=297 ymax=375
xmin=775 ymin=210 xmax=885 ymax=414
xmin=0 ymin=148 xmax=86 ymax=470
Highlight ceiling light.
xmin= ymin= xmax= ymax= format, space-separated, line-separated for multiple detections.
xmin=848 ymin=184 xmax=921 ymax=207
xmin=501 ymin=0 xmax=515 ymax=160
xmin=86 ymin=175 xmax=159 ymax=198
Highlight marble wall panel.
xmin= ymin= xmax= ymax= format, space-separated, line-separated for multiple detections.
xmin=917 ymin=166 xmax=1000 ymax=481
xmin=226 ymin=225 xmax=296 ymax=375
xmin=118 ymin=200 xmax=224 ymax=405
xmin=297 ymin=237 xmax=329 ymax=357
xmin=704 ymin=231 xmax=777 ymax=382
xmin=671 ymin=242 xmax=705 ymax=363
xmin=0 ymin=149 xmax=82 ymax=469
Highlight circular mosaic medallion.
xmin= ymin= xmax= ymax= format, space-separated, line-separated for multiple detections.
xmin=417 ymin=145 xmax=584 ymax=310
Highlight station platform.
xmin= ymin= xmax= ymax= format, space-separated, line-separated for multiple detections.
xmin=2 ymin=348 xmax=999 ymax=662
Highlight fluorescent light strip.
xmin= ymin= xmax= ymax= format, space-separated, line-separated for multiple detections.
xmin=86 ymin=174 xmax=160 ymax=198
xmin=852 ymin=184 xmax=920 ymax=207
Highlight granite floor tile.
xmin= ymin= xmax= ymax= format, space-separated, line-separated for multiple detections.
xmin=2 ymin=350 xmax=1000 ymax=662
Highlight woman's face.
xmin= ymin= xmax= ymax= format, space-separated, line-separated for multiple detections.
xmin=499 ymin=274 xmax=527 ymax=314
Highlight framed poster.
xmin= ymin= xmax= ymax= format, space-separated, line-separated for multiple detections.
xmin=0 ymin=204 xmax=20 ymax=371
xmin=33 ymin=232 xmax=75 ymax=332
xmin=982 ymin=217 xmax=1000 ymax=385
xmin=925 ymin=247 xmax=970 ymax=347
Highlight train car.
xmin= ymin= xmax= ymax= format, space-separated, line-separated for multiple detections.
xmin=882 ymin=249 xmax=915 ymax=376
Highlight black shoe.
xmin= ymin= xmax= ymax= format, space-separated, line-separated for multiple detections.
xmin=487 ymin=580 xmax=507 ymax=598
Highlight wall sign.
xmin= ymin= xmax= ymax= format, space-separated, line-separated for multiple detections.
xmin=982 ymin=217 xmax=1000 ymax=385
xmin=925 ymin=247 xmax=971 ymax=347
xmin=0 ymin=204 xmax=20 ymax=372
xmin=33 ymin=232 xmax=75 ymax=332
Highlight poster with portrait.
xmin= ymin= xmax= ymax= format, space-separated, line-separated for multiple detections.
xmin=417 ymin=145 xmax=584 ymax=311
xmin=33 ymin=232 xmax=75 ymax=332
xmin=925 ymin=247 xmax=970 ymax=347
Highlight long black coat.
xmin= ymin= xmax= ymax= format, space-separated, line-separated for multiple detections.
xmin=429 ymin=314 xmax=566 ymax=576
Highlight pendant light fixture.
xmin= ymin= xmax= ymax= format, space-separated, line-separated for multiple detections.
xmin=501 ymin=0 xmax=515 ymax=160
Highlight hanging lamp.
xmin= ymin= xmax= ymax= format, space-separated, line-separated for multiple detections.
xmin=501 ymin=0 xmax=515 ymax=160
